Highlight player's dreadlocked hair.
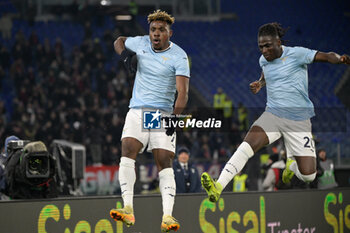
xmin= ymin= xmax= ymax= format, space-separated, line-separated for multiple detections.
xmin=258 ymin=22 xmax=289 ymax=44
xmin=147 ymin=9 xmax=175 ymax=25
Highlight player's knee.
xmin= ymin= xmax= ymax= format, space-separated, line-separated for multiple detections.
xmin=121 ymin=138 xmax=142 ymax=159
xmin=299 ymin=172 xmax=316 ymax=182
xmin=237 ymin=141 xmax=254 ymax=159
xmin=120 ymin=156 xmax=135 ymax=168
xmin=244 ymin=126 xmax=269 ymax=153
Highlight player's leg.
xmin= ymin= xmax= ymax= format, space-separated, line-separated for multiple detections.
xmin=153 ymin=148 xmax=179 ymax=232
xmin=110 ymin=138 xmax=142 ymax=226
xmin=282 ymin=119 xmax=316 ymax=184
xmin=201 ymin=126 xmax=269 ymax=202
xmin=119 ymin=137 xmax=143 ymax=207
xmin=284 ymin=159 xmax=317 ymax=183
xmin=202 ymin=112 xmax=282 ymax=202
xmin=110 ymin=109 xmax=148 ymax=226
xmin=149 ymin=130 xmax=179 ymax=232
xmin=110 ymin=138 xmax=143 ymax=226
xmin=283 ymin=156 xmax=316 ymax=184
xmin=294 ymin=156 xmax=316 ymax=175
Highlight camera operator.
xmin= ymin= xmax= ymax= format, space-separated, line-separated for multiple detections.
xmin=0 ymin=136 xmax=20 ymax=199
xmin=0 ymin=153 xmax=8 ymax=200
xmin=0 ymin=136 xmax=58 ymax=199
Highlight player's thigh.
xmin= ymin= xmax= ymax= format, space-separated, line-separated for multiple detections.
xmin=295 ymin=156 xmax=316 ymax=175
xmin=121 ymin=137 xmax=143 ymax=160
xmin=152 ymin=148 xmax=175 ymax=171
xmin=244 ymin=126 xmax=270 ymax=153
xmin=148 ymin=131 xmax=176 ymax=154
xmin=282 ymin=119 xmax=316 ymax=158
xmin=249 ymin=112 xmax=282 ymax=150
xmin=121 ymin=109 xmax=150 ymax=155
xmin=284 ymin=133 xmax=316 ymax=174
xmin=150 ymin=129 xmax=176 ymax=171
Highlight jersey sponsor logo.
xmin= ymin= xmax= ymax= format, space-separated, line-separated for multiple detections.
xmin=143 ymin=110 xmax=162 ymax=129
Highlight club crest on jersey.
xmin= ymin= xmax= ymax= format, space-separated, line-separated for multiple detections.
xmin=161 ymin=56 xmax=170 ymax=61
xmin=280 ymin=56 xmax=289 ymax=62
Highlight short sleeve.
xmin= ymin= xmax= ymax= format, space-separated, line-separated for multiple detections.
xmin=294 ymin=46 xmax=318 ymax=64
xmin=259 ymin=55 xmax=266 ymax=68
xmin=125 ymin=36 xmax=144 ymax=52
xmin=175 ymin=53 xmax=190 ymax=78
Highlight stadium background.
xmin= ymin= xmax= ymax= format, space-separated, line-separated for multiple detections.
xmin=0 ymin=0 xmax=350 ymax=196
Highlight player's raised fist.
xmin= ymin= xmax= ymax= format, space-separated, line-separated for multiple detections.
xmin=249 ymin=81 xmax=262 ymax=94
xmin=340 ymin=54 xmax=350 ymax=65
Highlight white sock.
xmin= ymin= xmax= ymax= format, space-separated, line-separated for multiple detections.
xmin=159 ymin=168 xmax=176 ymax=216
xmin=217 ymin=141 xmax=254 ymax=189
xmin=290 ymin=161 xmax=316 ymax=182
xmin=119 ymin=157 xmax=136 ymax=208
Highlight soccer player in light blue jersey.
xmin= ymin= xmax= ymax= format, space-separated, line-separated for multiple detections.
xmin=110 ymin=10 xmax=190 ymax=232
xmin=202 ymin=22 xmax=350 ymax=202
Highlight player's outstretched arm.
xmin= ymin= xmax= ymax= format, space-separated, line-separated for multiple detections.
xmin=249 ymin=72 xmax=265 ymax=94
xmin=314 ymin=52 xmax=350 ymax=65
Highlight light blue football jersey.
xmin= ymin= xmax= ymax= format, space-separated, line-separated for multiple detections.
xmin=259 ymin=45 xmax=317 ymax=120
xmin=125 ymin=35 xmax=190 ymax=112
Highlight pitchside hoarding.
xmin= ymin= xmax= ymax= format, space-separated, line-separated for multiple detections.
xmin=0 ymin=189 xmax=349 ymax=233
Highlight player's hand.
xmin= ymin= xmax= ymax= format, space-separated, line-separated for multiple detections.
xmin=340 ymin=54 xmax=350 ymax=65
xmin=120 ymin=49 xmax=137 ymax=76
xmin=249 ymin=81 xmax=262 ymax=94
xmin=162 ymin=114 xmax=177 ymax=136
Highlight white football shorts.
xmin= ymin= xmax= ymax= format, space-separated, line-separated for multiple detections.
xmin=252 ymin=111 xmax=316 ymax=158
xmin=121 ymin=108 xmax=176 ymax=153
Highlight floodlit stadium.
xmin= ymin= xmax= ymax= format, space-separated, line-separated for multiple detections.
xmin=0 ymin=0 xmax=349 ymax=232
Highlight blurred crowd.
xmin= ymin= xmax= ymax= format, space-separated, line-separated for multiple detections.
xmin=0 ymin=20 xmax=134 ymax=165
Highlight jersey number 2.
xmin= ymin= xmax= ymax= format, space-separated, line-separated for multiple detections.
xmin=303 ymin=136 xmax=314 ymax=149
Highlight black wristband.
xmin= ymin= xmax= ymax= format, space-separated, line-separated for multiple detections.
xmin=162 ymin=114 xmax=178 ymax=136
xmin=120 ymin=49 xmax=135 ymax=59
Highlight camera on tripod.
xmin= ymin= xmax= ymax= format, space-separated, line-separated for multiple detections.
xmin=1 ymin=139 xmax=58 ymax=199
xmin=7 ymin=140 xmax=51 ymax=179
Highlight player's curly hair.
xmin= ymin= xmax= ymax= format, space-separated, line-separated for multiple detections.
xmin=258 ymin=22 xmax=289 ymax=44
xmin=147 ymin=9 xmax=175 ymax=25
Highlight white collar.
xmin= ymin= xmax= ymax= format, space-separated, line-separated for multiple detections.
xmin=152 ymin=42 xmax=173 ymax=53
